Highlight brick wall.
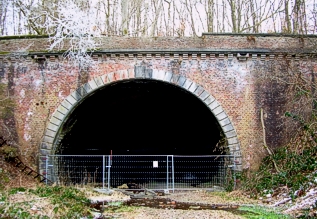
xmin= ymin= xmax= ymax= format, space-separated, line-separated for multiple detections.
xmin=0 ymin=34 xmax=316 ymax=171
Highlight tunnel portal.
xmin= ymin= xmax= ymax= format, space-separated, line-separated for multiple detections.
xmin=51 ymin=79 xmax=230 ymax=189
xmin=58 ymin=79 xmax=224 ymax=155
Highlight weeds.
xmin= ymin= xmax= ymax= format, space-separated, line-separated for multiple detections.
xmin=238 ymin=205 xmax=291 ymax=219
xmin=242 ymin=107 xmax=317 ymax=197
xmin=0 ymin=186 xmax=95 ymax=219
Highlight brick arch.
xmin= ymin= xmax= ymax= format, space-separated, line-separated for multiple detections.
xmin=40 ymin=68 xmax=242 ymax=170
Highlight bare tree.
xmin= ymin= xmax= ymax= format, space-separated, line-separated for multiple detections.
xmin=2 ymin=0 xmax=317 ymax=36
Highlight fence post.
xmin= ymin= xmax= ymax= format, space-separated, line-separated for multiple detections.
xmin=45 ymin=155 xmax=48 ymax=185
xmin=172 ymin=155 xmax=174 ymax=193
xmin=233 ymin=154 xmax=236 ymax=190
xmin=166 ymin=156 xmax=169 ymax=191
xmin=108 ymin=155 xmax=111 ymax=190
xmin=102 ymin=155 xmax=105 ymax=190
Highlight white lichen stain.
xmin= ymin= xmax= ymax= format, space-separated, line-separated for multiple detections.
xmin=34 ymin=80 xmax=43 ymax=87
xmin=23 ymin=111 xmax=33 ymax=141
xmin=58 ymin=91 xmax=64 ymax=98
xmin=20 ymin=89 xmax=25 ymax=98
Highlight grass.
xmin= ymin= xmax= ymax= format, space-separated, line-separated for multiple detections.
xmin=238 ymin=205 xmax=292 ymax=219
xmin=0 ymin=185 xmax=139 ymax=219
xmin=202 ymin=190 xmax=259 ymax=205
xmin=0 ymin=186 xmax=95 ymax=219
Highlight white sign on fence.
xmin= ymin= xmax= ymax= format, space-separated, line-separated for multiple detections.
xmin=153 ymin=161 xmax=158 ymax=168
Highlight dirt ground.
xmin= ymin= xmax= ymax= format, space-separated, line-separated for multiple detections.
xmin=87 ymin=190 xmax=261 ymax=219
xmin=109 ymin=207 xmax=245 ymax=219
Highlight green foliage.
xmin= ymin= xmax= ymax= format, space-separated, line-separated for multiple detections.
xmin=9 ymin=187 xmax=26 ymax=195
xmin=238 ymin=205 xmax=291 ymax=219
xmin=242 ymin=109 xmax=317 ymax=196
xmin=0 ymin=168 xmax=9 ymax=191
xmin=29 ymin=186 xmax=92 ymax=218
xmin=0 ymin=145 xmax=18 ymax=160
xmin=242 ymin=143 xmax=317 ymax=195
xmin=0 ymin=186 xmax=94 ymax=219
xmin=225 ymin=171 xmax=239 ymax=192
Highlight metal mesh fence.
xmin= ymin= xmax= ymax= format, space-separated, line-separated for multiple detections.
xmin=45 ymin=155 xmax=236 ymax=191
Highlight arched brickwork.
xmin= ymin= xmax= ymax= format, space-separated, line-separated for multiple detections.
xmin=39 ymin=68 xmax=242 ymax=172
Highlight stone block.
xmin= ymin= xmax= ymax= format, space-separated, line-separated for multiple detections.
xmin=47 ymin=122 xmax=59 ymax=132
xmin=212 ymin=106 xmax=223 ymax=115
xmin=57 ymin=105 xmax=68 ymax=115
xmin=188 ymin=82 xmax=198 ymax=93
xmin=76 ymin=87 xmax=87 ymax=98
xmin=83 ymin=83 xmax=93 ymax=94
xmin=71 ymin=90 xmax=82 ymax=101
xmin=121 ymin=69 xmax=129 ymax=79
xmin=177 ymin=76 xmax=186 ymax=86
xmin=182 ymin=79 xmax=192 ymax=90
xmin=114 ymin=71 xmax=122 ymax=81
xmin=225 ymin=130 xmax=237 ymax=138
xmin=219 ymin=118 xmax=231 ymax=127
xmin=128 ymin=68 xmax=135 ymax=78
xmin=208 ymin=100 xmax=219 ymax=110
xmin=204 ymin=95 xmax=215 ymax=105
xmin=231 ymin=143 xmax=240 ymax=151
xmin=199 ymin=91 xmax=209 ymax=101
xmin=52 ymin=110 xmax=65 ymax=121
xmin=135 ymin=65 xmax=145 ymax=78
xmin=163 ymin=72 xmax=173 ymax=82
xmin=145 ymin=68 xmax=153 ymax=79
xmin=152 ymin=69 xmax=165 ymax=80
xmin=137 ymin=54 xmax=143 ymax=60
xmin=45 ymin=130 xmax=56 ymax=138
xmin=223 ymin=124 xmax=234 ymax=133
xmin=171 ymin=74 xmax=179 ymax=84
xmin=61 ymin=99 xmax=73 ymax=110
xmin=146 ymin=54 xmax=152 ymax=60
xmin=100 ymin=74 xmax=108 ymax=84
xmin=43 ymin=136 xmax=54 ymax=144
xmin=50 ymin=117 xmax=62 ymax=126
xmin=128 ymin=54 xmax=134 ymax=60
xmin=216 ymin=112 xmax=227 ymax=121
xmin=193 ymin=86 xmax=204 ymax=97
xmin=227 ymin=137 xmax=238 ymax=145
xmin=107 ymin=72 xmax=114 ymax=82
xmin=66 ymin=95 xmax=77 ymax=105
xmin=88 ymin=79 xmax=98 ymax=90
xmin=41 ymin=142 xmax=52 ymax=150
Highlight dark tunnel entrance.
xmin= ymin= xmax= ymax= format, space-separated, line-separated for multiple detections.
xmin=54 ymin=79 xmax=230 ymax=189
xmin=59 ymin=79 xmax=224 ymax=155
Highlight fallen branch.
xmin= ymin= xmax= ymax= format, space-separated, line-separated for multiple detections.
xmin=271 ymin=198 xmax=291 ymax=207
xmin=261 ymin=108 xmax=280 ymax=173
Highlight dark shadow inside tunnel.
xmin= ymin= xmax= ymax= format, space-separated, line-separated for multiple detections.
xmin=58 ymin=79 xmax=224 ymax=156
xmin=52 ymin=79 xmax=231 ymax=188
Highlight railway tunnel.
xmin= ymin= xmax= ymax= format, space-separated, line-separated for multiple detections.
xmin=52 ymin=79 xmax=231 ymax=189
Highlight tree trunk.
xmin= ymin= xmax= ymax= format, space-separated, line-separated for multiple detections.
xmin=121 ymin=0 xmax=128 ymax=35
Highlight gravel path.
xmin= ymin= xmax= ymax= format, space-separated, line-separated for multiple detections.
xmin=121 ymin=207 xmax=244 ymax=219
xmin=99 ymin=190 xmax=256 ymax=218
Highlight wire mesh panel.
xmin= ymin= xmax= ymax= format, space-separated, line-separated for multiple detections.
xmin=110 ymin=155 xmax=172 ymax=190
xmin=45 ymin=155 xmax=235 ymax=191
xmin=46 ymin=155 xmax=109 ymax=187
xmin=173 ymin=155 xmax=234 ymax=190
